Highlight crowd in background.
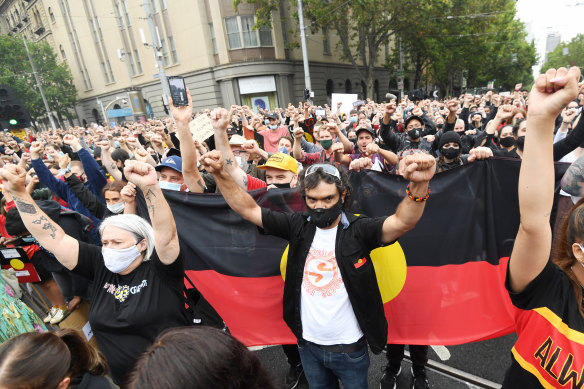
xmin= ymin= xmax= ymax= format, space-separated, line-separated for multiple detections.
xmin=0 ymin=72 xmax=583 ymax=389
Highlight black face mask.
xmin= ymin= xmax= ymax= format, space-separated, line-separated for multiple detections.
xmin=441 ymin=147 xmax=460 ymax=160
xmin=273 ymin=182 xmax=291 ymax=189
xmin=408 ymin=128 xmax=421 ymax=140
xmin=516 ymin=136 xmax=525 ymax=150
xmin=499 ymin=137 xmax=515 ymax=148
xmin=307 ymin=199 xmax=343 ymax=229
xmin=436 ymin=124 xmax=444 ymax=129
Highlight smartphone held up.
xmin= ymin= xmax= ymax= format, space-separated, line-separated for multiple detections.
xmin=168 ymin=76 xmax=188 ymax=106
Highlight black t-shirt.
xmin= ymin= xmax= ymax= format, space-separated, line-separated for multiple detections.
xmin=73 ymin=241 xmax=188 ymax=384
xmin=503 ymin=260 xmax=584 ymax=388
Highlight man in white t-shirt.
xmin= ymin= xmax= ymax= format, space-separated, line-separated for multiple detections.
xmin=200 ymin=106 xmax=436 ymax=389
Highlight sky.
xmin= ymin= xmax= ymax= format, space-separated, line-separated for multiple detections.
xmin=515 ymin=0 xmax=583 ymax=78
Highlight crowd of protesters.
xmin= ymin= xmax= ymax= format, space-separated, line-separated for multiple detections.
xmin=0 ymin=67 xmax=583 ymax=389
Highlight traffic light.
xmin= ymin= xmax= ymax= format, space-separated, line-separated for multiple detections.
xmin=0 ymin=85 xmax=31 ymax=130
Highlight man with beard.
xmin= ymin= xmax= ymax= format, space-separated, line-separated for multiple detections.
xmin=199 ymin=132 xmax=436 ymax=388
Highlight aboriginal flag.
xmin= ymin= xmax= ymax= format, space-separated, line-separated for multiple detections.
xmin=155 ymin=158 xmax=567 ymax=346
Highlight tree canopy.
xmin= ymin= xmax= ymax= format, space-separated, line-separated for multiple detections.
xmin=541 ymin=34 xmax=584 ymax=74
xmin=235 ymin=0 xmax=537 ymax=97
xmin=0 ymin=35 xmax=77 ymax=127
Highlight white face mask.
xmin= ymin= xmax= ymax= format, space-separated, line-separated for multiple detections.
xmin=235 ymin=156 xmax=248 ymax=171
xmin=102 ymin=245 xmax=142 ymax=273
xmin=159 ymin=180 xmax=182 ymax=191
xmin=107 ymin=202 xmax=125 ymax=214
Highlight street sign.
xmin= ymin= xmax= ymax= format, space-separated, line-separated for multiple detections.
xmin=397 ymin=80 xmax=404 ymax=90
xmin=396 ymin=70 xmax=405 ymax=78
xmin=108 ymin=108 xmax=133 ymax=118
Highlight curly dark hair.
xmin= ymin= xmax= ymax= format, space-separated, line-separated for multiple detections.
xmin=298 ymin=163 xmax=352 ymax=211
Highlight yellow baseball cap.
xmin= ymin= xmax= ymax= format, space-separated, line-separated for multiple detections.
xmin=258 ymin=153 xmax=298 ymax=174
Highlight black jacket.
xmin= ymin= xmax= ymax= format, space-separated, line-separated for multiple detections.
xmin=261 ymin=208 xmax=389 ymax=354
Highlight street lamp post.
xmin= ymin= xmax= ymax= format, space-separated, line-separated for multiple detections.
xmin=141 ymin=0 xmax=172 ymax=116
xmin=20 ymin=33 xmax=58 ymax=130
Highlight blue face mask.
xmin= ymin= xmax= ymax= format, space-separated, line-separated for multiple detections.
xmin=21 ymin=236 xmax=36 ymax=244
xmin=278 ymin=146 xmax=290 ymax=155
xmin=269 ymin=124 xmax=278 ymax=130
xmin=350 ymin=117 xmax=358 ymax=123
xmin=159 ymin=180 xmax=182 ymax=191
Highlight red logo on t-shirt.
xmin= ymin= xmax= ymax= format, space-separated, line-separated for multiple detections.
xmin=354 ymin=258 xmax=367 ymax=269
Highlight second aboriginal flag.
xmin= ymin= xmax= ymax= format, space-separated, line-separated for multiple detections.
xmin=158 ymin=158 xmax=566 ymax=346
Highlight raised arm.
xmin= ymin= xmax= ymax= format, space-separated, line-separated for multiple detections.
xmin=169 ymin=90 xmax=205 ymax=193
xmin=561 ymin=151 xmax=584 ymax=197
xmin=210 ymin=107 xmax=249 ymax=190
xmin=99 ymin=141 xmax=123 ymax=181
xmin=509 ymin=67 xmax=581 ymax=293
xmin=0 ymin=164 xmax=79 ymax=270
xmin=123 ymin=160 xmax=180 ymax=264
xmin=381 ymin=153 xmax=435 ymax=244
xmin=63 ymin=134 xmax=107 ymax=199
xmin=199 ymin=150 xmax=262 ymax=227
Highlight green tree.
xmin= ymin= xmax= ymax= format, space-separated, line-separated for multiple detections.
xmin=0 ymin=35 xmax=77 ymax=128
xmin=234 ymin=0 xmax=395 ymax=98
xmin=392 ymin=0 xmax=536 ymax=95
xmin=542 ymin=34 xmax=584 ymax=73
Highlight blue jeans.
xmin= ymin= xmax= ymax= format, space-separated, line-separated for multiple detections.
xmin=297 ymin=339 xmax=370 ymax=389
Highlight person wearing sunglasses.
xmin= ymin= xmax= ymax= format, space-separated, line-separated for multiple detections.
xmin=200 ymin=129 xmax=436 ymax=389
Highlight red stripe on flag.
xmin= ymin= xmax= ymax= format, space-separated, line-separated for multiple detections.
xmin=385 ymin=258 xmax=517 ymax=345
xmin=187 ymin=258 xmax=518 ymax=347
xmin=185 ymin=270 xmax=296 ymax=346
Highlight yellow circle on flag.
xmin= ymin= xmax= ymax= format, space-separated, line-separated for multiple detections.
xmin=10 ymin=259 xmax=25 ymax=270
xmin=280 ymin=241 xmax=407 ymax=303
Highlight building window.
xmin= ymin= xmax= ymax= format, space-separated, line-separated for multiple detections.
xmin=134 ymin=49 xmax=142 ymax=73
xmin=209 ymin=23 xmax=217 ymax=54
xmin=114 ymin=2 xmax=124 ymax=29
xmin=345 ymin=79 xmax=352 ymax=93
xmin=150 ymin=0 xmax=159 ymax=13
xmin=122 ymin=0 xmax=131 ymax=27
xmin=323 ymin=28 xmax=330 ymax=55
xmin=225 ymin=16 xmax=273 ymax=50
xmin=81 ymin=70 xmax=89 ymax=90
xmin=241 ymin=16 xmax=258 ymax=47
xmin=225 ymin=17 xmax=241 ymax=49
xmin=259 ymin=25 xmax=273 ymax=46
xmin=168 ymin=36 xmax=178 ymax=64
xmin=49 ymin=7 xmax=55 ymax=23
xmin=127 ymin=51 xmax=136 ymax=75
xmin=59 ymin=44 xmax=66 ymax=59
xmin=106 ymin=59 xmax=115 ymax=82
xmin=160 ymin=39 xmax=169 ymax=66
xmin=101 ymin=62 xmax=110 ymax=83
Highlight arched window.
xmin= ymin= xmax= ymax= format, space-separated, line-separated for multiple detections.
xmin=345 ymin=79 xmax=352 ymax=94
xmin=326 ymin=79 xmax=334 ymax=98
xmin=59 ymin=45 xmax=66 ymax=59
xmin=92 ymin=108 xmax=99 ymax=123
xmin=361 ymin=81 xmax=367 ymax=99
xmin=374 ymin=79 xmax=380 ymax=102
xmin=48 ymin=7 xmax=55 ymax=23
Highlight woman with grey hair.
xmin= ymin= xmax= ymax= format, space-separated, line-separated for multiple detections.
xmin=0 ymin=160 xmax=189 ymax=385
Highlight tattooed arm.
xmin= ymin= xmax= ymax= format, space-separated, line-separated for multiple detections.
xmin=123 ymin=160 xmax=179 ymax=265
xmin=561 ymin=152 xmax=584 ymax=197
xmin=210 ymin=107 xmax=250 ymax=190
xmin=0 ymin=164 xmax=79 ymax=270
